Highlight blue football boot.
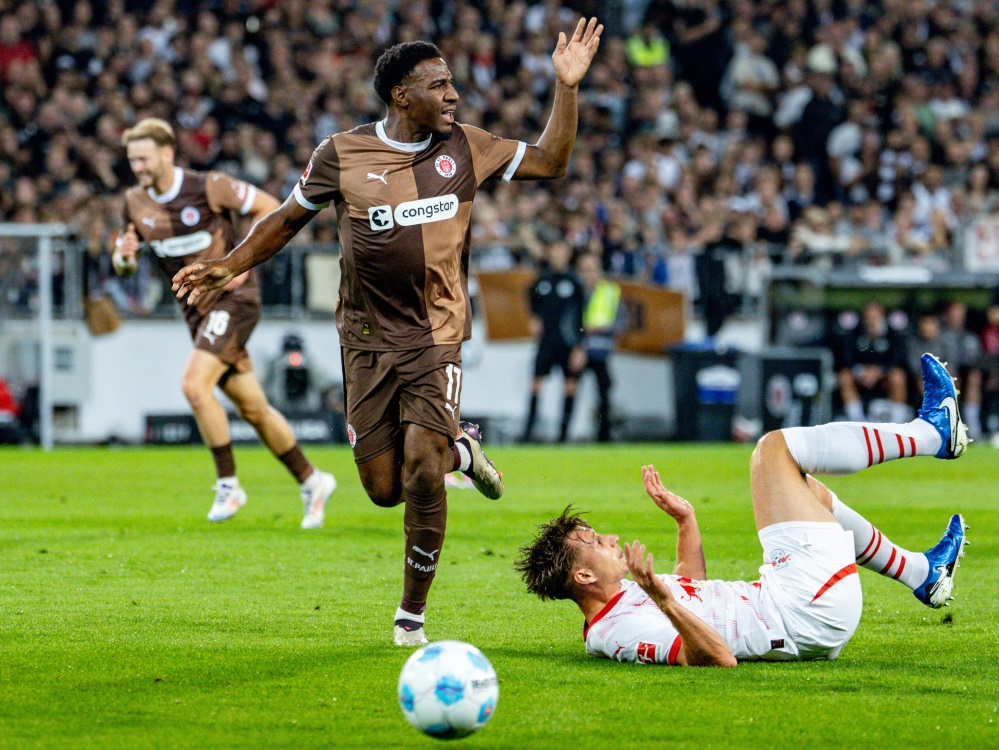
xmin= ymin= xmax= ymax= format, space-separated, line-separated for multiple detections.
xmin=917 ymin=353 xmax=968 ymax=459
xmin=913 ymin=514 xmax=967 ymax=608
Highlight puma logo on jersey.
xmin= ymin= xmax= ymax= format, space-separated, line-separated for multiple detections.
xmin=366 ymin=170 xmax=389 ymax=184
xmin=412 ymin=546 xmax=439 ymax=561
xmin=141 ymin=216 xmax=156 ymax=229
xmin=444 ymin=404 xmax=457 ymax=417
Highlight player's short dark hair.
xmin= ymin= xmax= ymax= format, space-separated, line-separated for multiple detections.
xmin=515 ymin=506 xmax=588 ymax=602
xmin=373 ymin=41 xmax=443 ymax=106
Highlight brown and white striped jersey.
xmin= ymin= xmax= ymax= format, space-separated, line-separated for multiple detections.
xmin=295 ymin=120 xmax=526 ymax=351
xmin=123 ymin=168 xmax=261 ymax=318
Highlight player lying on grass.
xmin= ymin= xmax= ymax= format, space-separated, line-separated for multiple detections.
xmin=517 ymin=353 xmax=969 ymax=666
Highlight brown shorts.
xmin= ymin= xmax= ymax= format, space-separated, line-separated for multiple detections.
xmin=185 ymin=293 xmax=260 ymax=376
xmin=342 ymin=344 xmax=462 ymax=463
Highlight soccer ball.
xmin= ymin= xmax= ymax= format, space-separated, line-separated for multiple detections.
xmin=398 ymin=640 xmax=499 ymax=740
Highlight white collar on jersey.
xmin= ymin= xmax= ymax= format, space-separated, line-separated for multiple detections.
xmin=375 ymin=120 xmax=432 ymax=153
xmin=147 ymin=167 xmax=184 ymax=203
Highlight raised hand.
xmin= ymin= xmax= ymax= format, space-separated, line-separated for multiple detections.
xmin=172 ymin=259 xmax=235 ymax=305
xmin=624 ymin=540 xmax=671 ymax=601
xmin=642 ymin=465 xmax=695 ymax=523
xmin=552 ymin=17 xmax=603 ymax=88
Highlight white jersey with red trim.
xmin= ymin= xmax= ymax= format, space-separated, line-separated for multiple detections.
xmin=583 ymin=575 xmax=798 ymax=664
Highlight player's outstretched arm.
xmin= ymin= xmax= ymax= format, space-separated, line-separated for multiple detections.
xmin=642 ymin=465 xmax=706 ymax=580
xmin=172 ymin=194 xmax=316 ymax=305
xmin=625 ymin=542 xmax=737 ymax=668
xmin=513 ymin=17 xmax=602 ymax=180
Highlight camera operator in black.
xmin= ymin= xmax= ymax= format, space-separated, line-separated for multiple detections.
xmin=522 ymin=241 xmax=586 ymax=442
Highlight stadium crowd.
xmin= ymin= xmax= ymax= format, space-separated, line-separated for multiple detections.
xmin=4 ymin=0 xmax=999 ymax=287
xmin=1 ymin=0 xmax=999 ymax=432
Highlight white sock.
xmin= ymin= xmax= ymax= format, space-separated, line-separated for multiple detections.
xmin=781 ymin=419 xmax=942 ymax=475
xmin=830 ymin=492 xmax=929 ymax=590
xmin=845 ymin=400 xmax=865 ymax=421
xmin=454 ymin=440 xmax=472 ymax=473
xmin=394 ymin=607 xmax=425 ymax=624
xmin=218 ymin=476 xmax=237 ymax=486
xmin=301 ymin=469 xmax=321 ymax=489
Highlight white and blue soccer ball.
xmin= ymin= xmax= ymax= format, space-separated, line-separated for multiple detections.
xmin=398 ymin=640 xmax=499 ymax=740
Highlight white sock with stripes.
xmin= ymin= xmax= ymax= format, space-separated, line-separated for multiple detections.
xmin=781 ymin=420 xmax=942 ymax=476
xmin=829 ymin=492 xmax=929 ymax=590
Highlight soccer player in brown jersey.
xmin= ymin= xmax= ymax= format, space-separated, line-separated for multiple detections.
xmin=114 ymin=118 xmax=337 ymax=528
xmin=173 ymin=18 xmax=604 ymax=645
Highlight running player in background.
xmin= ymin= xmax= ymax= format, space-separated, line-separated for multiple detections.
xmin=173 ymin=18 xmax=603 ymax=645
xmin=517 ymin=354 xmax=968 ymax=666
xmin=114 ymin=118 xmax=336 ymax=528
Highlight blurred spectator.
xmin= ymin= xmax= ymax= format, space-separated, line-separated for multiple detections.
xmin=837 ymin=301 xmax=910 ymax=424
xmin=937 ymin=301 xmax=983 ymax=439
xmin=522 ymin=241 xmax=585 ymax=443
xmin=0 ymin=376 xmax=24 ymax=444
xmin=788 ymin=206 xmax=858 ymax=268
xmin=980 ymin=300 xmax=999 ymax=437
xmin=907 ymin=312 xmax=942 ymax=392
xmin=577 ymin=252 xmax=625 ymax=443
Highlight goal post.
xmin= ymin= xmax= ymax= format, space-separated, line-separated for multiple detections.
xmin=0 ymin=222 xmax=69 ymax=450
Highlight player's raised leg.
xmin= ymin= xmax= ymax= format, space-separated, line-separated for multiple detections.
xmin=803 ymin=476 xmax=966 ymax=608
xmin=780 ymin=354 xmax=968 ymax=478
xmin=182 ymin=349 xmax=247 ymax=522
xmin=222 ymin=370 xmax=336 ymax=529
xmin=394 ymin=424 xmax=452 ymax=646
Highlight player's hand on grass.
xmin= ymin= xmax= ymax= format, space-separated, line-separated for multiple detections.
xmin=552 ymin=17 xmax=603 ymax=88
xmin=172 ymin=259 xmax=235 ymax=304
xmin=625 ymin=540 xmax=672 ymax=602
xmin=642 ymin=465 xmax=695 ymax=523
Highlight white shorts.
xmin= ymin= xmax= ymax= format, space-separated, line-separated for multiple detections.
xmin=758 ymin=521 xmax=862 ymax=661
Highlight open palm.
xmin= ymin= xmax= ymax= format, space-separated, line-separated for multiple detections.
xmin=552 ymin=17 xmax=603 ymax=87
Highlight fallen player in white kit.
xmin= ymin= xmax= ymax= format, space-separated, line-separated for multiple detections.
xmin=516 ymin=354 xmax=969 ymax=666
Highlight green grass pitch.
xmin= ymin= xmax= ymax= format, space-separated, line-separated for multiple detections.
xmin=1 ymin=443 xmax=997 ymax=749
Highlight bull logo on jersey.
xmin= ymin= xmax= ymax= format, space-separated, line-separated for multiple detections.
xmin=675 ymin=576 xmax=703 ymax=602
xmin=636 ymin=642 xmax=659 ymax=664
xmin=770 ymin=549 xmax=791 ymax=569
xmin=435 ymin=154 xmax=457 ymax=178
xmin=180 ymin=206 xmax=200 ymax=226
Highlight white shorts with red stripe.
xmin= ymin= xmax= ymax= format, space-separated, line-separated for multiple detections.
xmin=758 ymin=521 xmax=863 ymax=661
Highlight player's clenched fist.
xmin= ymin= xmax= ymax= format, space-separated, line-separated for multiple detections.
xmin=112 ymin=222 xmax=140 ymax=278
xmin=172 ymin=259 xmax=235 ymax=305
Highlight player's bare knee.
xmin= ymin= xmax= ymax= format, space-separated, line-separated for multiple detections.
xmin=181 ymin=378 xmax=209 ymax=410
xmin=366 ymin=479 xmax=402 ymax=507
xmin=236 ymin=399 xmax=268 ymax=427
xmin=751 ymin=431 xmax=789 ymax=475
